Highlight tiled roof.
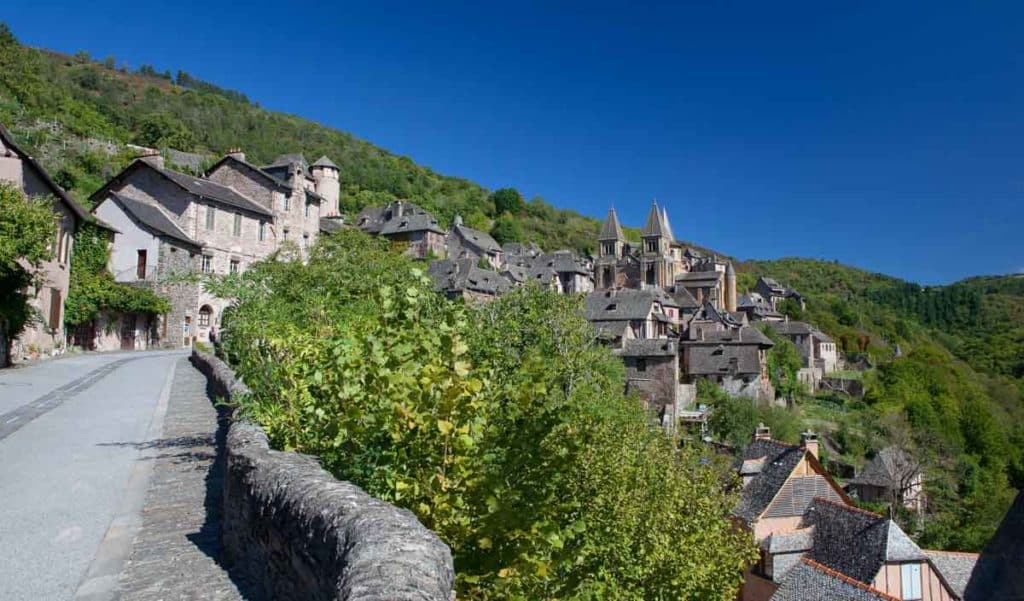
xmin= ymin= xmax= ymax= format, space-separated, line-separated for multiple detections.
xmin=849 ymin=447 xmax=919 ymax=490
xmin=428 ymin=258 xmax=510 ymax=296
xmin=598 ymin=207 xmax=625 ymax=240
xmin=158 ymin=166 xmax=272 ymax=217
xmin=641 ymin=200 xmax=669 ymax=238
xmin=685 ymin=344 xmax=762 ymax=376
xmin=734 ymin=440 xmax=805 ymax=523
xmin=454 ymin=224 xmax=502 ymax=253
xmin=319 ymin=216 xmax=345 ymax=233
xmin=265 ymin=153 xmax=308 ymax=170
xmin=618 ymin=338 xmax=677 ymax=357
xmin=802 ymin=498 xmax=926 ymax=584
xmin=924 ymin=551 xmax=979 ymax=599
xmin=676 ymin=270 xmax=723 ymax=283
xmin=583 ymin=288 xmax=679 ymax=322
xmin=763 ymin=527 xmax=815 ymax=555
xmin=669 ymin=286 xmax=700 ymax=309
xmin=770 ymin=559 xmax=900 ymax=601
xmin=109 ymin=193 xmax=199 ymax=248
xmin=311 ymin=155 xmax=338 ymax=169
xmin=380 ymin=212 xmax=444 ymax=235
xmin=356 ymin=201 xmax=444 ymax=235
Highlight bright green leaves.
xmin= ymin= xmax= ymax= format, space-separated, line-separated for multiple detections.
xmin=219 ymin=230 xmax=756 ymax=600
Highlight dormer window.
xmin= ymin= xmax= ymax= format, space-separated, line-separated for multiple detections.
xmin=605 ymin=303 xmax=617 ymax=311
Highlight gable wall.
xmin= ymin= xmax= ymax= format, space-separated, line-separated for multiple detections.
xmin=115 ymin=166 xmax=197 ymax=236
xmin=872 ymin=561 xmax=954 ymax=601
xmin=94 ymin=198 xmax=160 ymax=283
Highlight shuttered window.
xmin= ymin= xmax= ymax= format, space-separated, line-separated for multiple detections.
xmin=49 ymin=288 xmax=61 ymax=330
xmin=901 ymin=563 xmax=922 ymax=600
xmin=206 ymin=206 xmax=215 ymax=230
xmin=137 ymin=249 xmax=147 ymax=279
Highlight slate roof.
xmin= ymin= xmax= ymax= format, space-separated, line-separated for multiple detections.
xmin=356 ymin=202 xmax=444 ymax=235
xmin=311 ymin=155 xmax=338 ymax=169
xmin=734 ymin=440 xmax=805 ymax=523
xmin=159 ymin=167 xmax=273 ymax=217
xmin=763 ymin=527 xmax=815 ymax=555
xmin=688 ymin=325 xmax=774 ymax=347
xmin=686 ymin=344 xmax=763 ymax=376
xmin=453 ymin=223 xmax=502 ymax=254
xmin=380 ymin=212 xmax=444 ymax=235
xmin=759 ymin=276 xmax=785 ymax=293
xmin=963 ymin=490 xmax=1024 ymax=600
xmin=109 ymin=193 xmax=199 ymax=248
xmin=618 ymin=338 xmax=677 ymax=357
xmin=319 ymin=216 xmax=345 ymax=233
xmin=583 ymin=288 xmax=679 ymax=322
xmin=676 ymin=270 xmax=723 ymax=284
xmin=924 ymin=551 xmax=978 ymax=599
xmin=661 ymin=207 xmax=676 ymax=242
xmin=669 ymin=286 xmax=700 ymax=309
xmin=0 ymin=122 xmax=92 ymax=225
xmin=849 ymin=447 xmax=919 ymax=490
xmin=206 ymin=154 xmax=293 ymax=191
xmin=801 ymin=498 xmax=926 ymax=584
xmin=642 ymin=201 xmax=669 ymax=238
xmin=265 ymin=153 xmax=308 ymax=170
xmin=598 ymin=207 xmax=626 ymax=240
xmin=769 ymin=559 xmax=899 ymax=601
xmin=428 ymin=259 xmax=510 ymax=296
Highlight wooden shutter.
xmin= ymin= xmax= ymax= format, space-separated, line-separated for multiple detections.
xmin=137 ymin=249 xmax=147 ymax=279
xmin=49 ymin=288 xmax=62 ymax=330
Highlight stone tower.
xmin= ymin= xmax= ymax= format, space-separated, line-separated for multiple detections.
xmin=640 ymin=200 xmax=673 ymax=288
xmin=725 ymin=261 xmax=737 ymax=312
xmin=595 ymin=208 xmax=625 ymax=289
xmin=311 ymin=156 xmax=340 ymax=217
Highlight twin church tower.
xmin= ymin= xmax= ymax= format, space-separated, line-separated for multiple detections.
xmin=594 ymin=201 xmax=737 ymax=313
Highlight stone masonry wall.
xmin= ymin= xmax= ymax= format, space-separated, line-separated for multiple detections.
xmin=190 ymin=350 xmax=455 ymax=601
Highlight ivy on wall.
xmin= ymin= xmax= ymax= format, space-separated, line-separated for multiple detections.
xmin=64 ymin=221 xmax=169 ymax=326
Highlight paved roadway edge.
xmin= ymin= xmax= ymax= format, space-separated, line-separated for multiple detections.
xmin=72 ymin=357 xmax=178 ymax=601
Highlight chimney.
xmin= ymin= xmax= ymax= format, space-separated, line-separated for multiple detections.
xmin=801 ymin=431 xmax=819 ymax=459
xmin=395 ymin=200 xmax=404 ymax=218
xmin=138 ymin=149 xmax=164 ymax=170
xmin=754 ymin=423 xmax=771 ymax=441
xmin=226 ymin=147 xmax=245 ymax=162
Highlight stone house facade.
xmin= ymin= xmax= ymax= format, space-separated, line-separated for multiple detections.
xmin=0 ymin=123 xmax=95 ymax=364
xmin=355 ymin=200 xmax=447 ymax=259
xmin=91 ymin=150 xmax=338 ymax=346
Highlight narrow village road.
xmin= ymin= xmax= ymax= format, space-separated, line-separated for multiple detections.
xmin=0 ymin=350 xmax=186 ymax=601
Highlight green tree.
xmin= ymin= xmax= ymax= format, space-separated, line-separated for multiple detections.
xmin=490 ymin=187 xmax=525 ymax=215
xmin=0 ymin=182 xmax=56 ymax=363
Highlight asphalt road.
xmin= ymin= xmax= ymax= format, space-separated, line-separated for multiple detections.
xmin=0 ymin=350 xmax=186 ymax=601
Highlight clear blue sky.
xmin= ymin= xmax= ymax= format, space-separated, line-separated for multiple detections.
xmin=5 ymin=1 xmax=1023 ymax=284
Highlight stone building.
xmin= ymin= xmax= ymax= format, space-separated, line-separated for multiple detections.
xmin=355 ymin=200 xmax=447 ymax=259
xmin=91 ymin=149 xmax=338 ymax=346
xmin=681 ymin=307 xmax=776 ymax=402
xmin=768 ymin=319 xmax=840 ymax=390
xmin=447 ymin=216 xmax=503 ymax=269
xmin=755 ymin=276 xmax=806 ymax=311
xmin=0 ymin=124 xmax=99 ymax=363
xmin=847 ymin=446 xmax=925 ymax=513
xmin=427 ymin=258 xmax=510 ymax=302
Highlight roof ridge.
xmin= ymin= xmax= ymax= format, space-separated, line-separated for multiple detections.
xmin=812 ymin=496 xmax=882 ymax=518
xmin=923 ymin=549 xmax=980 ymax=558
xmin=799 ymin=558 xmax=901 ymax=601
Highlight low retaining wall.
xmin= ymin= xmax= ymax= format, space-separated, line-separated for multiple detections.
xmin=190 ymin=350 xmax=455 ymax=601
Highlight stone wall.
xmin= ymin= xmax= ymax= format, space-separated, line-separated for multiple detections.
xmin=190 ymin=350 xmax=455 ymax=601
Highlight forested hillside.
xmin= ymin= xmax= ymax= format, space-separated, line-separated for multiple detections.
xmin=0 ymin=24 xmax=621 ymax=252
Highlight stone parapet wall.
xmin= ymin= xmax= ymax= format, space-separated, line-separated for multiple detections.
xmin=190 ymin=350 xmax=455 ymax=601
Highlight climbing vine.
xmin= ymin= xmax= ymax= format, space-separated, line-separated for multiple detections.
xmin=64 ymin=222 xmax=169 ymax=326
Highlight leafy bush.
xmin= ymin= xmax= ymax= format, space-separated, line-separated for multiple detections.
xmin=215 ymin=230 xmax=755 ymax=599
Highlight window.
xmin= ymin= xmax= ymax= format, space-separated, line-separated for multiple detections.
xmin=258 ymin=221 xmax=266 ymax=241
xmin=302 ymin=233 xmax=309 ymax=249
xmin=229 ymin=259 xmax=239 ymax=274
xmin=198 ymin=305 xmax=212 ymax=327
xmin=205 ymin=205 xmax=215 ymax=230
xmin=201 ymin=255 xmax=213 ymax=273
xmin=304 ymin=201 xmax=311 ymax=218
xmin=900 ymin=564 xmax=922 ymax=600
xmin=636 ymin=358 xmax=647 ymax=372
xmin=137 ymin=249 xmax=147 ymax=279
xmin=233 ymin=213 xmax=242 ymax=237
xmin=283 ymin=229 xmax=289 ymax=241
xmin=283 ymin=195 xmax=291 ymax=211
xmin=645 ymin=239 xmax=657 ymax=252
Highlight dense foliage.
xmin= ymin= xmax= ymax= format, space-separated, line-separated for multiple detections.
xmin=64 ymin=222 xmax=169 ymax=328
xmin=737 ymin=257 xmax=1024 ymax=550
xmin=0 ymin=181 xmax=56 ymax=358
xmin=213 ymin=230 xmax=755 ymax=599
